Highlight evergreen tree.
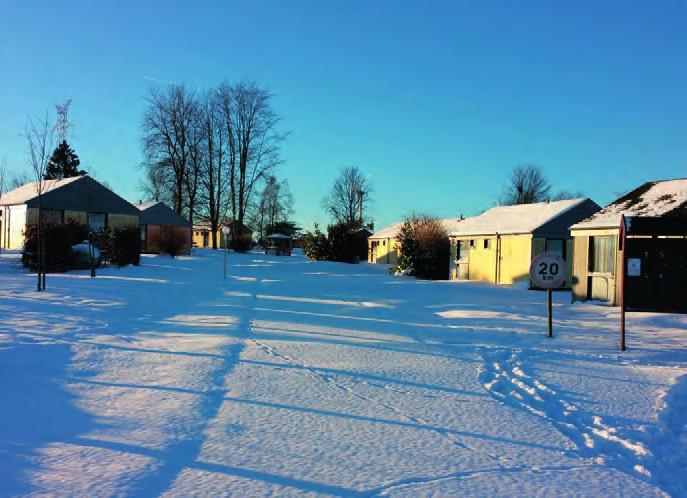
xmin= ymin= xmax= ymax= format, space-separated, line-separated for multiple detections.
xmin=44 ymin=140 xmax=86 ymax=180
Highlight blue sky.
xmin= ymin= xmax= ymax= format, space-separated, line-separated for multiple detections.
xmin=1 ymin=1 xmax=686 ymax=230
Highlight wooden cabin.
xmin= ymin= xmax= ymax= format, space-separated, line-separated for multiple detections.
xmin=0 ymin=176 xmax=139 ymax=250
xmin=449 ymin=198 xmax=601 ymax=287
xmin=136 ymin=201 xmax=192 ymax=255
xmin=570 ymin=179 xmax=687 ymax=305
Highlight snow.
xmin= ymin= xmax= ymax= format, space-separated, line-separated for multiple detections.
xmin=571 ymin=178 xmax=687 ymax=230
xmin=72 ymin=242 xmax=101 ymax=258
xmin=371 ymin=218 xmax=466 ymax=240
xmin=0 ymin=176 xmax=83 ymax=206
xmin=449 ymin=199 xmax=586 ymax=237
xmin=1 ymin=249 xmax=686 ymax=497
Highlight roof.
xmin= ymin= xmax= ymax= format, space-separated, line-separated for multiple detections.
xmin=193 ymin=220 xmax=253 ymax=233
xmin=0 ymin=176 xmax=82 ymax=205
xmin=136 ymin=201 xmax=191 ymax=227
xmin=571 ymin=179 xmax=687 ymax=230
xmin=449 ymin=198 xmax=588 ymax=237
xmin=266 ymin=233 xmax=291 ymax=239
xmin=369 ymin=218 xmax=468 ymax=240
xmin=0 ymin=175 xmax=139 ymax=216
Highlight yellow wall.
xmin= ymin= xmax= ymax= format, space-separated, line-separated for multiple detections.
xmin=498 ymin=235 xmax=534 ymax=284
xmin=449 ymin=236 xmax=498 ymax=283
xmin=368 ymin=237 xmax=398 ymax=264
xmin=193 ymin=229 xmax=235 ymax=248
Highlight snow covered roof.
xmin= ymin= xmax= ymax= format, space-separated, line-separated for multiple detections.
xmin=449 ymin=199 xmax=588 ymax=237
xmin=571 ymin=179 xmax=687 ymax=230
xmin=369 ymin=222 xmax=404 ymax=240
xmin=369 ymin=218 xmax=468 ymax=240
xmin=266 ymin=233 xmax=291 ymax=239
xmin=136 ymin=201 xmax=191 ymax=227
xmin=0 ymin=176 xmax=83 ymax=206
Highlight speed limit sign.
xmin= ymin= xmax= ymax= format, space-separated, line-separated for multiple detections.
xmin=529 ymin=252 xmax=568 ymax=338
xmin=530 ymin=252 xmax=567 ymax=289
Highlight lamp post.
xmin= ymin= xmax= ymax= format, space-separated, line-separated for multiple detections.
xmin=222 ymin=225 xmax=231 ymax=280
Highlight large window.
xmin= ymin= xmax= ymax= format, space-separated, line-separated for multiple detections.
xmin=88 ymin=212 xmax=106 ymax=232
xmin=589 ymin=236 xmax=616 ymax=273
xmin=41 ymin=209 xmax=64 ymax=224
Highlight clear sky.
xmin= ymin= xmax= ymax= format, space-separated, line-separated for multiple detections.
xmin=1 ymin=1 xmax=686 ymax=230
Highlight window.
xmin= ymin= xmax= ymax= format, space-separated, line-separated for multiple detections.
xmin=545 ymin=239 xmax=565 ymax=258
xmin=383 ymin=240 xmax=386 ymax=246
xmin=457 ymin=241 xmax=469 ymax=261
xmin=483 ymin=239 xmax=490 ymax=249
xmin=140 ymin=225 xmax=146 ymax=241
xmin=589 ymin=236 xmax=616 ymax=273
xmin=469 ymin=239 xmax=475 ymax=247
xmin=41 ymin=209 xmax=64 ymax=224
xmin=88 ymin=212 xmax=106 ymax=232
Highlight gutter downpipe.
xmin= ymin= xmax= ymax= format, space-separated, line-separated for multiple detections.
xmin=494 ymin=232 xmax=501 ymax=285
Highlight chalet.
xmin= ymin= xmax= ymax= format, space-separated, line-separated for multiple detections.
xmin=0 ymin=176 xmax=139 ymax=250
xmin=449 ymin=198 xmax=601 ymax=286
xmin=136 ymin=201 xmax=192 ymax=255
xmin=570 ymin=179 xmax=687 ymax=305
xmin=368 ymin=219 xmax=465 ymax=265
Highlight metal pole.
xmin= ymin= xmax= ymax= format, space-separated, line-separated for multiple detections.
xmin=547 ymin=288 xmax=553 ymax=337
xmin=223 ymin=241 xmax=227 ymax=280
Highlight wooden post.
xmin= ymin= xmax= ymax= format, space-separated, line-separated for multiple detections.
xmin=620 ymin=215 xmax=627 ymax=351
xmin=547 ymin=288 xmax=553 ymax=337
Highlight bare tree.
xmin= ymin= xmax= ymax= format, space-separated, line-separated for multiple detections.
xmin=217 ymin=81 xmax=283 ymax=245
xmin=500 ymin=164 xmax=551 ymax=205
xmin=140 ymin=159 xmax=173 ymax=203
xmin=24 ymin=112 xmax=55 ymax=291
xmin=323 ymin=166 xmax=372 ymax=225
xmin=550 ymin=189 xmax=585 ymax=201
xmin=8 ymin=170 xmax=31 ymax=190
xmin=142 ymin=84 xmax=196 ymax=215
xmin=197 ymin=91 xmax=229 ymax=249
xmin=252 ymin=175 xmax=294 ymax=239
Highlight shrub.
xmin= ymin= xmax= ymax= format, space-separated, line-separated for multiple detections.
xmin=159 ymin=226 xmax=189 ymax=257
xmin=22 ymin=219 xmax=89 ymax=272
xmin=231 ymin=236 xmax=253 ymax=253
xmin=394 ymin=214 xmax=450 ymax=280
xmin=111 ymin=225 xmax=141 ymax=267
xmin=327 ymin=221 xmax=368 ymax=264
xmin=302 ymin=225 xmax=330 ymax=261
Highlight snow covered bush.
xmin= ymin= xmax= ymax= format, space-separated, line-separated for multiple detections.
xmin=111 ymin=226 xmax=140 ymax=267
xmin=394 ymin=214 xmax=450 ymax=280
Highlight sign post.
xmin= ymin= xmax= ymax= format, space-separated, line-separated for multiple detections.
xmin=222 ymin=225 xmax=232 ymax=280
xmin=529 ymin=252 xmax=568 ymax=338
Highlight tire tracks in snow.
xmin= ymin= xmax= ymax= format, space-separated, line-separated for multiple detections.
xmin=477 ymin=347 xmax=677 ymax=493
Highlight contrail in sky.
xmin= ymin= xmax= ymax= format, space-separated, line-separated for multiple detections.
xmin=140 ymin=75 xmax=176 ymax=85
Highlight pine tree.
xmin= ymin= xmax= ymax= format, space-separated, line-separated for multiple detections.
xmin=44 ymin=140 xmax=86 ymax=180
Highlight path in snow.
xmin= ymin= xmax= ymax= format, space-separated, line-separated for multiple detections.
xmin=0 ymin=250 xmax=686 ymax=497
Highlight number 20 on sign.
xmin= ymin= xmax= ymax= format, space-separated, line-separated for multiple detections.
xmin=529 ymin=253 xmax=568 ymax=337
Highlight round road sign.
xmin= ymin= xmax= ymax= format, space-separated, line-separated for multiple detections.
xmin=530 ymin=252 xmax=568 ymax=289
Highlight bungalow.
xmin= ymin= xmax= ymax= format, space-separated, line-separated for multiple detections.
xmin=368 ymin=218 xmax=465 ymax=265
xmin=449 ymin=198 xmax=601 ymax=286
xmin=0 ymin=176 xmax=139 ymax=250
xmin=136 ymin=201 xmax=192 ymax=255
xmin=192 ymin=220 xmax=253 ymax=249
xmin=570 ymin=178 xmax=687 ymax=305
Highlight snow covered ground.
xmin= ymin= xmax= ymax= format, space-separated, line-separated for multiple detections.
xmin=0 ymin=249 xmax=685 ymax=497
